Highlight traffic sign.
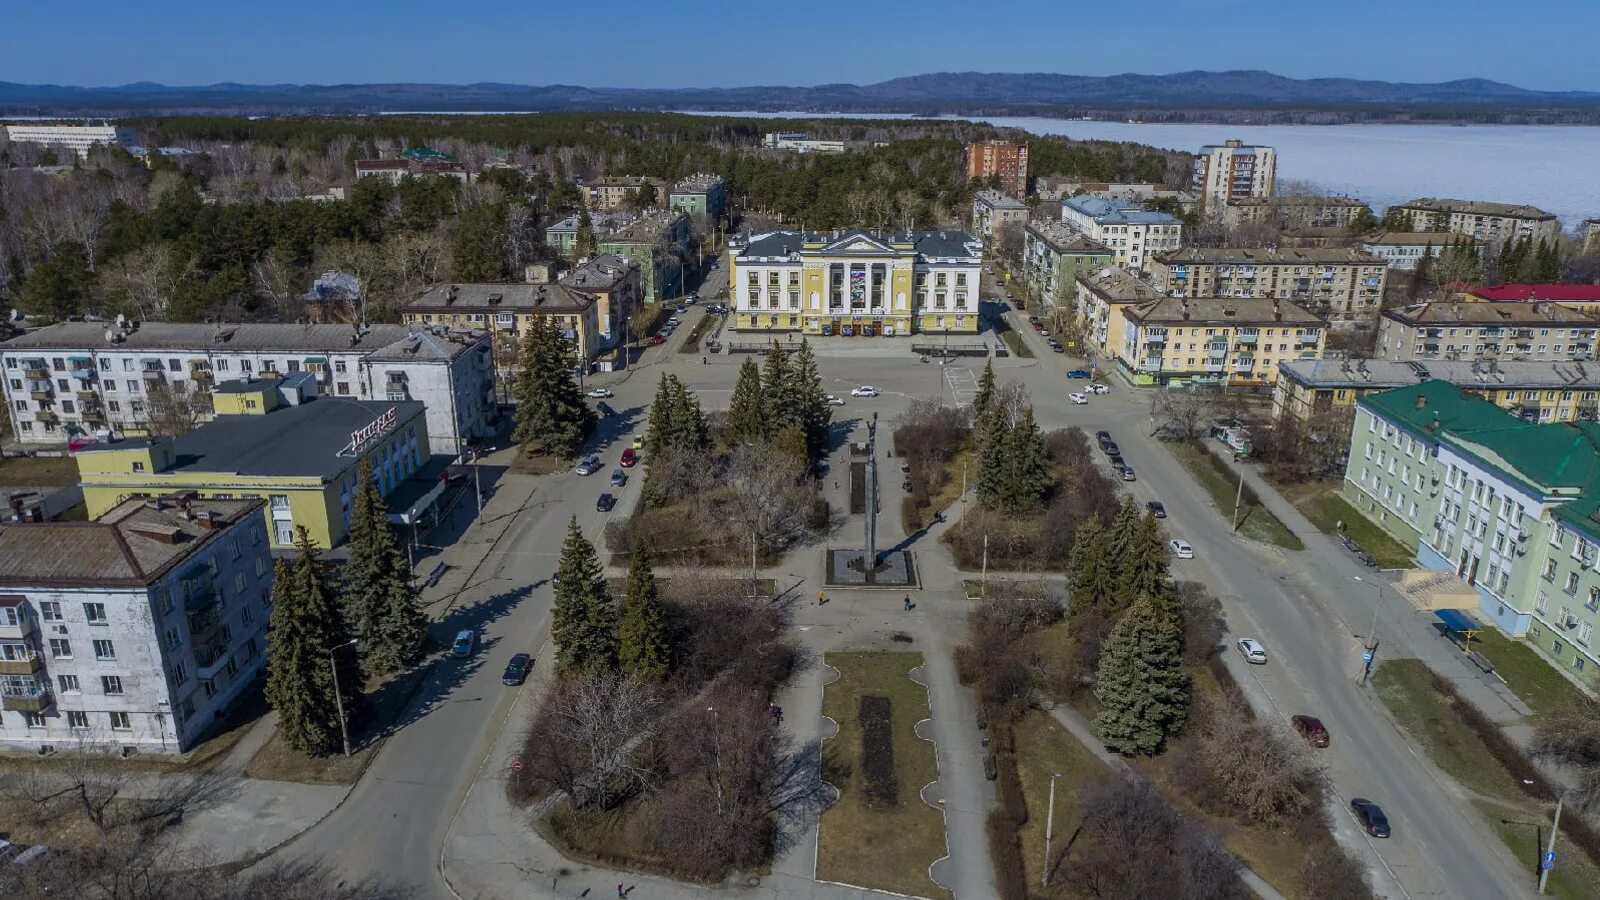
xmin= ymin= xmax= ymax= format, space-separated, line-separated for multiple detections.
xmin=1362 ymin=651 xmax=1375 ymax=663
xmin=1541 ymin=850 xmax=1556 ymax=871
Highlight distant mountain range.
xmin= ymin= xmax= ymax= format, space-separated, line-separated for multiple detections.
xmin=2 ymin=70 xmax=1598 ymax=119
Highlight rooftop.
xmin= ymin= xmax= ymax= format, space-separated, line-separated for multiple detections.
xmin=1027 ymin=219 xmax=1112 ymax=254
xmin=1123 ymin=296 xmax=1323 ymax=326
xmin=407 ymin=282 xmax=596 ymax=314
xmin=3 ymin=321 xmax=432 ymax=354
xmin=0 ymin=496 xmax=264 ymax=588
xmin=365 ymin=329 xmax=487 ymax=363
xmin=601 ymin=211 xmax=686 ymax=244
xmin=1062 ymin=195 xmax=1180 ymax=226
xmin=1227 ymin=195 xmax=1366 ymax=208
xmin=1382 ymin=301 xmax=1600 ymax=327
xmin=974 ymin=189 xmax=1027 ymax=209
xmin=1396 ymin=198 xmax=1556 ymax=220
xmin=1155 ymin=246 xmax=1384 ymax=266
xmin=1362 ymin=231 xmax=1468 ymax=247
xmin=1074 ymin=265 xmax=1162 ymax=302
xmin=561 ymin=254 xmax=639 ymax=292
xmin=1279 ymin=357 xmax=1600 ymax=390
xmin=671 ymin=173 xmax=725 ymax=193
xmin=547 ymin=210 xmax=633 ymax=234
xmin=734 ymin=229 xmax=981 ymax=261
xmin=1467 ymin=284 xmax=1600 ymax=303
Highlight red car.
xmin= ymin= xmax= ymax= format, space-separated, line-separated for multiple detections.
xmin=1292 ymin=714 xmax=1330 ymax=747
xmin=620 ymin=448 xmax=638 ymax=467
xmin=649 ymin=334 xmax=667 ymax=345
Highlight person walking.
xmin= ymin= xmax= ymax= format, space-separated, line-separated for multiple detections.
xmin=903 ymin=596 xmax=913 ymax=611
xmin=818 ymin=590 xmax=827 ymax=606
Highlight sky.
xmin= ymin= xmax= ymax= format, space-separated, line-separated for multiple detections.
xmin=4 ymin=0 xmax=1599 ymax=92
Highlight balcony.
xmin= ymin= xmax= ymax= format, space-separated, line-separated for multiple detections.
xmin=67 ymin=363 xmax=95 ymax=379
xmin=0 ymin=680 xmax=51 ymax=713
xmin=0 ymin=649 xmax=43 ymax=676
xmin=0 ymin=610 xmax=36 ymax=640
xmin=194 ymin=637 xmax=232 ymax=676
xmin=141 ymin=369 xmax=165 ymax=383
xmin=76 ymin=389 xmax=99 ymax=402
xmin=35 ymin=410 xmax=58 ymax=424
xmin=1203 ymin=358 xmax=1227 ymax=372
xmin=29 ymin=390 xmax=52 ymax=401
xmin=1235 ymin=332 xmax=1258 ymax=344
xmin=24 ymin=367 xmax=48 ymax=380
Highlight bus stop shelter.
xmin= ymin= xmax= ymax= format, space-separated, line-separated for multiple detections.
xmin=1435 ymin=608 xmax=1483 ymax=651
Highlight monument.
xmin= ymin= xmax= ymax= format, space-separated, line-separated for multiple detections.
xmin=827 ymin=412 xmax=917 ymax=587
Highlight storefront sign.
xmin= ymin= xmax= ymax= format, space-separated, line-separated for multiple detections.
xmin=346 ymin=407 xmax=398 ymax=456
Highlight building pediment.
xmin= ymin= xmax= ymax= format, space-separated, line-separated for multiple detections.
xmin=818 ymin=232 xmax=898 ymax=255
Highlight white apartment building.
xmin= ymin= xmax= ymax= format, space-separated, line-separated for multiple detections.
xmin=0 ymin=497 xmax=272 ymax=752
xmin=1059 ymin=196 xmax=1182 ymax=272
xmin=1193 ymin=139 xmax=1276 ymax=204
xmin=1 ymin=322 xmax=495 ymax=454
xmin=1359 ymin=232 xmax=1470 ymax=270
xmin=3 ymin=123 xmax=138 ymax=159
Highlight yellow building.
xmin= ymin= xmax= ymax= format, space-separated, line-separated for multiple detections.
xmin=404 ymin=282 xmax=604 ymax=364
xmin=1073 ymin=265 xmax=1164 ymax=361
xmin=73 ymin=377 xmax=432 ymax=550
xmin=1273 ymin=358 xmax=1600 ymax=424
xmin=1116 ymin=296 xmax=1326 ymax=388
xmin=728 ymin=229 xmax=983 ymax=337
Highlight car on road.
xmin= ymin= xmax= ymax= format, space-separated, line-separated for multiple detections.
xmin=1086 ymin=383 xmax=1110 ymax=394
xmin=1351 ymin=799 xmax=1390 ymax=838
xmin=586 ymin=387 xmax=613 ymax=398
xmin=824 ymin=393 xmax=846 ymax=406
xmin=451 ymin=629 xmax=477 ymax=658
xmin=1120 ymin=466 xmax=1137 ymax=481
xmin=1292 ymin=715 xmax=1330 ymax=748
xmin=674 ymin=306 xmax=688 ymax=314
xmin=610 ymin=468 xmax=627 ymax=487
xmin=501 ymin=653 xmax=533 ymax=686
xmin=575 ymin=454 xmax=602 ymax=476
xmin=1147 ymin=501 xmax=1166 ymax=518
xmin=1237 ymin=637 xmax=1268 ymax=664
xmin=667 ymin=316 xmax=682 ymax=326
xmin=1107 ymin=454 xmax=1125 ymax=468
xmin=1048 ymin=341 xmax=1065 ymax=353
xmin=1095 ymin=430 xmax=1113 ymax=443
xmin=1069 ymin=392 xmax=1088 ymax=404
xmin=1066 ymin=369 xmax=1091 ymax=379
xmin=851 ymin=385 xmax=880 ymax=397
xmin=1101 ymin=440 xmax=1120 ymax=456
xmin=620 ymin=447 xmax=639 ymax=467
xmin=596 ymin=492 xmax=617 ymax=512
xmin=1170 ymin=539 xmax=1194 ymax=559
xmin=649 ymin=334 xmax=667 ymax=345
xmin=686 ymin=295 xmax=698 ymax=304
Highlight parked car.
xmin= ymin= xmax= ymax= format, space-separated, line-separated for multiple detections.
xmin=1292 ymin=715 xmax=1330 ymax=747
xmin=1355 ymin=550 xmax=1377 ymax=567
xmin=1147 ymin=501 xmax=1166 ymax=518
xmin=1101 ymin=441 xmax=1121 ymax=456
xmin=1108 ymin=454 xmax=1126 ymax=468
xmin=451 ymin=629 xmax=476 ymax=658
xmin=1120 ymin=466 xmax=1137 ymax=482
xmin=1066 ymin=369 xmax=1091 ymax=379
xmin=596 ymin=492 xmax=616 ymax=512
xmin=686 ymin=294 xmax=698 ymax=304
xmin=649 ymin=334 xmax=667 ymax=345
xmin=1095 ymin=431 xmax=1113 ymax=444
xmin=502 ymin=653 xmax=533 ymax=685
xmin=1351 ymin=799 xmax=1390 ymax=838
xmin=1237 ymin=637 xmax=1268 ymax=664
xmin=675 ymin=305 xmax=688 ymax=314
xmin=586 ymin=387 xmax=614 ymax=398
xmin=825 ymin=393 xmax=846 ymax=406
xmin=620 ymin=447 xmax=639 ymax=467
xmin=1170 ymin=539 xmax=1194 ymax=559
xmin=610 ymin=468 xmax=628 ymax=487
xmin=1049 ymin=342 xmax=1065 ymax=354
xmin=575 ymin=454 xmax=601 ymax=476
xmin=667 ymin=316 xmax=681 ymax=326
xmin=851 ymin=385 xmax=880 ymax=397
xmin=1069 ymin=392 xmax=1088 ymax=404
xmin=1086 ymin=383 xmax=1110 ymax=394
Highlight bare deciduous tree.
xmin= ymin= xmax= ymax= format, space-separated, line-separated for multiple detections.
xmin=1149 ymin=388 xmax=1219 ymax=442
xmin=521 ymin=669 xmax=662 ymax=811
xmin=1533 ymin=700 xmax=1600 ymax=810
xmin=721 ymin=444 xmax=813 ymax=586
xmin=1194 ymin=700 xmax=1324 ymax=825
xmin=143 ymin=380 xmax=212 ymax=437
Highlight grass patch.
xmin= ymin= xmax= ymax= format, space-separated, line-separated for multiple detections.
xmin=677 ymin=313 xmax=716 ymax=353
xmin=0 ymin=453 xmax=79 ymax=486
xmin=508 ymin=452 xmax=565 ymax=476
xmin=1290 ymin=482 xmax=1414 ymax=569
xmin=1167 ymin=442 xmax=1304 ymax=551
xmin=244 ymin=727 xmax=377 ymax=785
xmin=999 ymin=328 xmax=1034 ymax=359
xmin=902 ymin=447 xmax=974 ymax=534
xmin=1468 ymin=629 xmax=1592 ymax=717
xmin=1373 ymin=658 xmax=1528 ymax=803
xmin=818 ymin=652 xmax=947 ymax=899
xmin=1483 ymin=800 xmax=1600 ymax=900
xmin=1012 ymin=710 xmax=1108 ymax=888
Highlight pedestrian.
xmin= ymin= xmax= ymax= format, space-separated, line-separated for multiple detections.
xmin=618 ymin=883 xmax=625 ymax=898
xmin=903 ymin=596 xmax=912 ymax=611
xmin=774 ymin=705 xmax=783 ymax=725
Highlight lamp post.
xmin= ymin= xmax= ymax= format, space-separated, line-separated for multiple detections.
xmin=1352 ymin=576 xmax=1382 ymax=685
xmin=328 ymin=638 xmax=358 ymax=757
xmin=1539 ymin=791 xmax=1566 ymax=894
xmin=1042 ymin=771 xmax=1063 ymax=886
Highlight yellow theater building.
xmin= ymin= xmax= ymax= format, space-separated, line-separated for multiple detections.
xmin=72 ymin=375 xmax=433 ymax=550
xmin=728 ymin=229 xmax=983 ymax=337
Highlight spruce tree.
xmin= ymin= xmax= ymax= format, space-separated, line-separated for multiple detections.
xmin=666 ymin=375 xmax=709 ymax=453
xmin=1106 ymin=495 xmax=1142 ymax=562
xmin=341 ymin=460 xmax=428 ymax=676
xmin=1094 ymin=594 xmax=1189 ymax=756
xmin=791 ymin=340 xmax=833 ymax=466
xmin=618 ymin=545 xmax=671 ymax=680
xmin=762 ymin=344 xmax=799 ymax=434
xmin=971 ymin=359 xmax=997 ymax=435
xmin=1067 ymin=520 xmax=1116 ymax=619
xmin=550 ymin=517 xmax=618 ymax=674
xmin=974 ymin=409 xmax=1010 ymax=508
xmin=1115 ymin=512 xmax=1172 ymax=613
xmin=643 ymin=372 xmax=676 ymax=461
xmin=265 ymin=528 xmax=364 ymax=756
xmin=1411 ymin=242 xmax=1433 ymax=299
xmin=999 ymin=406 xmax=1051 ymax=512
xmin=575 ymin=207 xmax=596 ymax=259
xmin=725 ymin=358 xmax=768 ymax=445
xmin=512 ymin=317 xmax=596 ymax=458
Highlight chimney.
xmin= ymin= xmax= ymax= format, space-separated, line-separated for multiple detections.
xmin=1415 ymin=392 xmax=1427 ymax=410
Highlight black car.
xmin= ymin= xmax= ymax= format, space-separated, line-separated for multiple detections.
xmin=1108 ymin=454 xmax=1125 ymax=468
xmin=501 ymin=653 xmax=533 ymax=686
xmin=1095 ymin=431 xmax=1113 ymax=444
xmin=596 ymin=493 xmax=616 ymax=512
xmin=1351 ymin=799 xmax=1390 ymax=838
xmin=1102 ymin=441 xmax=1121 ymax=456
xmin=1147 ymin=501 xmax=1167 ymax=518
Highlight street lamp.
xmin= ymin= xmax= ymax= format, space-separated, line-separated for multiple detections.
xmin=1042 ymin=771 xmax=1063 ymax=886
xmin=1539 ymin=790 xmax=1568 ymax=894
xmin=328 ymin=638 xmax=358 ymax=757
xmin=1352 ymin=576 xmax=1382 ymax=685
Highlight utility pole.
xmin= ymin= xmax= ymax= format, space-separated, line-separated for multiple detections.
xmin=474 ymin=454 xmax=483 ymax=517
xmin=1230 ymin=460 xmax=1247 ymax=533
xmin=1042 ymin=772 xmax=1062 ymax=886
xmin=981 ymin=532 xmax=989 ymax=600
xmin=1354 ymin=576 xmax=1382 ymax=685
xmin=1539 ymin=792 xmax=1565 ymax=894
xmin=328 ymin=639 xmax=358 ymax=757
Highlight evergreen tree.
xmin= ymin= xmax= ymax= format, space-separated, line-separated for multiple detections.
xmin=974 ymin=409 xmax=1010 ymax=508
xmin=575 ymin=207 xmax=596 ymax=259
xmin=725 ymin=358 xmax=768 ymax=445
xmin=762 ymin=344 xmax=799 ymax=434
xmin=1534 ymin=239 xmax=1562 ymax=282
xmin=451 ymin=202 xmax=508 ymax=281
xmin=1106 ymin=495 xmax=1142 ymax=562
xmin=265 ymin=528 xmax=364 ymax=756
xmin=666 ymin=375 xmax=710 ymax=453
xmin=1067 ymin=520 xmax=1116 ymax=619
xmin=341 ymin=460 xmax=428 ymax=676
xmin=1410 ymin=242 xmax=1433 ymax=299
xmin=971 ymin=359 xmax=997 ymax=435
xmin=512 ymin=317 xmax=596 ymax=458
xmin=1094 ymin=594 xmax=1189 ymax=756
xmin=551 ymin=517 xmax=618 ymax=674
xmin=618 ymin=545 xmax=671 ymax=680
xmin=1115 ymin=512 xmax=1172 ymax=612
xmin=771 ymin=423 xmax=810 ymax=469
xmin=791 ymin=340 xmax=833 ymax=466
xmin=998 ymin=406 xmax=1051 ymax=512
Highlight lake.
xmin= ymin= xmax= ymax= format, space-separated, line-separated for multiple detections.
xmin=680 ymin=111 xmax=1600 ymax=229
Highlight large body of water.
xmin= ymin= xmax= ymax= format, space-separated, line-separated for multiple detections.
xmin=682 ymin=110 xmax=1600 ymax=229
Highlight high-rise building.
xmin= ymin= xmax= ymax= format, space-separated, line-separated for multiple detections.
xmin=3 ymin=123 xmax=138 ymax=159
xmin=1193 ymin=139 xmax=1276 ymax=204
xmin=966 ymin=140 xmax=1029 ymax=197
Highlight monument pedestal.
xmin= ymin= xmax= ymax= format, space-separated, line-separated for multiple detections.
xmin=825 ymin=549 xmax=918 ymax=588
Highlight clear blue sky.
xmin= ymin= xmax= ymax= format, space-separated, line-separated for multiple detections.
xmin=3 ymin=0 xmax=1598 ymax=91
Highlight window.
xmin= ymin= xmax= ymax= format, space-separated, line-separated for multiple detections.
xmin=171 ymin=661 xmax=188 ymax=685
xmin=57 ymin=674 xmax=80 ymax=694
xmin=1566 ymin=572 xmax=1581 ymax=595
xmin=101 ymin=675 xmax=124 ymax=695
xmin=67 ymin=711 xmax=89 ymax=729
xmin=24 ymin=713 xmax=46 ymax=729
xmin=234 ymin=573 xmax=247 ymax=593
xmin=274 ymin=521 xmax=293 ymax=544
xmin=1544 ymin=559 xmax=1558 ymax=581
xmin=49 ymin=638 xmax=72 ymax=659
xmin=93 ymin=639 xmax=116 ymax=660
xmin=83 ymin=602 xmax=107 ymax=624
xmin=108 ymin=712 xmax=132 ymax=731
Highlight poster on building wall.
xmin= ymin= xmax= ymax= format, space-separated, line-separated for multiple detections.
xmin=850 ymin=269 xmax=866 ymax=304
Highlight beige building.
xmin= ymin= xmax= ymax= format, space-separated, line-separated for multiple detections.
xmin=559 ymin=254 xmax=642 ymax=354
xmin=1389 ymin=198 xmax=1559 ymax=246
xmin=1273 ymin=357 xmax=1600 ymax=425
xmin=970 ymin=190 xmax=1029 ymax=242
xmin=1376 ymin=302 xmax=1600 ymax=363
xmin=965 ymin=140 xmax=1029 ymax=197
xmin=1148 ymin=247 xmax=1388 ymax=325
xmin=1072 ymin=265 xmax=1164 ymax=360
xmin=1193 ymin=140 xmax=1276 ymax=204
xmin=1221 ymin=196 xmax=1370 ymax=230
xmin=1117 ymin=296 xmax=1325 ymax=388
xmin=404 ymin=282 xmax=604 ymax=368
xmin=581 ymin=176 xmax=667 ymax=210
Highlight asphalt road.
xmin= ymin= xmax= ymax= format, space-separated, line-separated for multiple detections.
xmin=269 ymin=297 xmax=1530 ymax=899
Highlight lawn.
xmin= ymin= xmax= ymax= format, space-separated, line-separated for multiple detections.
xmin=1373 ymin=659 xmax=1528 ymax=803
xmin=1468 ymin=629 xmax=1592 ymax=717
xmin=1289 ymin=481 xmax=1415 ymax=569
xmin=818 ymin=652 xmax=948 ymax=899
xmin=245 ymin=727 xmax=377 ymax=785
xmin=0 ymin=453 xmax=79 ymax=486
xmin=901 ymin=445 xmax=973 ymax=533
xmin=1482 ymin=800 xmax=1600 ymax=900
xmin=1011 ymin=711 xmax=1108 ymax=888
xmin=1166 ymin=443 xmax=1303 ymax=551
xmin=677 ymin=313 xmax=717 ymax=353
xmin=999 ymin=328 xmax=1034 ymax=359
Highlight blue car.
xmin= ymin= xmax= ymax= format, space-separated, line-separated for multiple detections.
xmin=1066 ymin=369 xmax=1092 ymax=379
xmin=451 ymin=629 xmax=476 ymax=658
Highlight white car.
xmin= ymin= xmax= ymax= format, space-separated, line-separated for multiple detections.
xmin=1068 ymin=392 xmax=1088 ymax=405
xmin=851 ymin=386 xmax=880 ymax=397
xmin=1086 ymin=383 xmax=1110 ymax=395
xmin=1237 ymin=638 xmax=1268 ymax=665
xmin=824 ymin=393 xmax=846 ymax=406
xmin=575 ymin=454 xmax=602 ymax=476
xmin=1169 ymin=539 xmax=1194 ymax=559
xmin=667 ymin=316 xmax=681 ymax=326
xmin=586 ymin=387 xmax=614 ymax=398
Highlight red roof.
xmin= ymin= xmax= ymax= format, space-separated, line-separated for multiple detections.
xmin=1470 ymin=283 xmax=1600 ymax=303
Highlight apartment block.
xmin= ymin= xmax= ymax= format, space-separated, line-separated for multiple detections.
xmin=966 ymin=140 xmax=1029 ymax=197
xmin=1059 ymin=196 xmax=1182 ymax=272
xmin=1376 ymin=302 xmax=1600 ymax=363
xmin=1 ymin=322 xmax=494 ymax=454
xmin=1221 ymin=195 xmax=1371 ymax=230
xmin=1390 ymin=198 xmax=1560 ymax=246
xmin=970 ymin=190 xmax=1029 ymax=242
xmin=1034 ymin=179 xmax=1198 ymax=212
xmin=1345 ymin=381 xmax=1600 ymax=688
xmin=1193 ymin=140 xmax=1276 ymax=204
xmin=668 ymin=173 xmax=728 ymax=224
xmin=580 ymin=176 xmax=669 ymax=211
xmin=559 ymin=254 xmax=643 ymax=350
xmin=354 ymin=156 xmax=469 ymax=184
xmin=1459 ymin=284 xmax=1600 ymax=317
xmin=1148 ymin=247 xmax=1388 ymax=325
xmin=1116 ymin=296 xmax=1324 ymax=388
xmin=1023 ymin=221 xmax=1113 ymax=313
xmin=1072 ymin=265 xmax=1164 ymax=360
xmin=1273 ymin=358 xmax=1600 ymax=425
xmin=0 ymin=496 xmax=272 ymax=752
xmin=405 ymin=282 xmax=605 ymax=367
xmin=3 ymin=123 xmax=138 ymax=159
xmin=1358 ymin=232 xmax=1467 ymax=271
xmin=597 ymin=211 xmax=690 ymax=304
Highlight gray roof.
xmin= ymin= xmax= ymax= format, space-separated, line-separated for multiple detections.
xmin=1062 ymin=195 xmax=1179 ymax=226
xmin=1382 ymin=302 xmax=1600 ymax=327
xmin=1280 ymin=358 xmax=1600 ymax=391
xmin=1027 ymin=220 xmax=1112 ymax=254
xmin=0 ymin=497 xmax=264 ymax=588
xmin=1154 ymin=247 xmax=1384 ymax=266
xmin=671 ymin=173 xmax=725 ymax=193
xmin=739 ymin=231 xmax=807 ymax=258
xmin=1396 ymin=198 xmax=1555 ymax=220
xmin=911 ymin=231 xmax=982 ymax=259
xmin=3 ymin=321 xmax=413 ymax=353
xmin=365 ymin=329 xmax=486 ymax=363
xmin=561 ymin=254 xmax=639 ymax=292
xmin=974 ymin=189 xmax=1027 ymax=210
xmin=1227 ymin=195 xmax=1366 ymax=208
xmin=1124 ymin=297 xmax=1324 ymax=326
xmin=734 ymin=229 xmax=981 ymax=262
xmin=408 ymin=282 xmax=595 ymax=314
xmin=1075 ymin=265 xmax=1163 ymax=302
xmin=1361 ymin=231 xmax=1468 ymax=247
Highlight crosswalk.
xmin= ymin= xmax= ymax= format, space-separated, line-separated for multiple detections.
xmin=945 ymin=366 xmax=978 ymax=408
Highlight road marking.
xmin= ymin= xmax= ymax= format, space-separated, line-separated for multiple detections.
xmin=944 ymin=366 xmax=978 ymax=408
